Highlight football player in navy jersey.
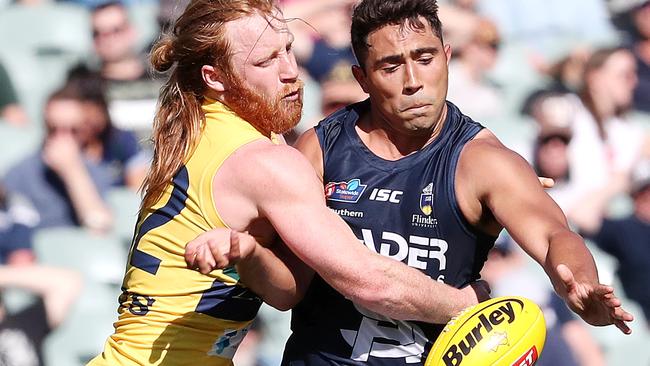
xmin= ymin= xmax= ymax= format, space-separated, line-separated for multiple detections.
xmin=187 ymin=0 xmax=633 ymax=364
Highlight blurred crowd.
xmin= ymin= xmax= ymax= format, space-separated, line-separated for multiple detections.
xmin=0 ymin=0 xmax=649 ymax=365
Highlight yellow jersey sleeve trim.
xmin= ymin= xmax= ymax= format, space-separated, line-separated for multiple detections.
xmin=199 ymin=135 xmax=268 ymax=230
xmin=198 ymin=98 xmax=271 ymax=230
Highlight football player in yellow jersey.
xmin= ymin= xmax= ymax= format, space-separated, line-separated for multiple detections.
xmin=89 ymin=1 xmax=494 ymax=365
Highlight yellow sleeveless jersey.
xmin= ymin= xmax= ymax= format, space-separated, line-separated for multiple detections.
xmin=89 ymin=99 xmax=272 ymax=366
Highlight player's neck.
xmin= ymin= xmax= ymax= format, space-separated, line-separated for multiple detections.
xmin=356 ymin=106 xmax=447 ymax=160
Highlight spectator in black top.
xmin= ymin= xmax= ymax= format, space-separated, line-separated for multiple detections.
xmin=66 ymin=65 xmax=150 ymax=190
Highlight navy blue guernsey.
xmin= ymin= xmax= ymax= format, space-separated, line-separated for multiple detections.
xmin=282 ymin=100 xmax=497 ymax=366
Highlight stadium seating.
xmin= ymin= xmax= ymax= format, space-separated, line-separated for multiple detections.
xmin=107 ymin=187 xmax=141 ymax=246
xmin=0 ymin=3 xmax=91 ymax=56
xmin=33 ymin=227 xmax=126 ymax=366
xmin=0 ymin=3 xmax=91 ymax=124
xmin=0 ymin=121 xmax=41 ymax=176
xmin=43 ymin=280 xmax=119 ymax=366
xmin=584 ymin=242 xmax=650 ymax=365
xmin=33 ymin=227 xmax=127 ymax=286
xmin=128 ymin=1 xmax=161 ymax=52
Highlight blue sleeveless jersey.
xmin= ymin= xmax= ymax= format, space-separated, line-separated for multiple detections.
xmin=282 ymin=100 xmax=497 ymax=366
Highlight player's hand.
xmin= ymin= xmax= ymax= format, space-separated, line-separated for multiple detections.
xmin=185 ymin=229 xmax=256 ymax=274
xmin=538 ymin=177 xmax=555 ymax=189
xmin=459 ymin=279 xmax=491 ymax=307
xmin=557 ymin=264 xmax=634 ymax=334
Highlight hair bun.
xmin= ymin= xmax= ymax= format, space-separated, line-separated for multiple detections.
xmin=150 ymin=35 xmax=176 ymax=72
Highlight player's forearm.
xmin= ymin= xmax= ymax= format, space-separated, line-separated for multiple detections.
xmin=236 ymin=244 xmax=303 ymax=311
xmin=343 ymin=255 xmax=477 ymax=324
xmin=544 ymin=230 xmax=599 ymax=297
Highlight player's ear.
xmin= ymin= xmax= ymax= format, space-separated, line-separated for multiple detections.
xmin=352 ymin=65 xmax=369 ymax=94
xmin=202 ymin=65 xmax=226 ymax=92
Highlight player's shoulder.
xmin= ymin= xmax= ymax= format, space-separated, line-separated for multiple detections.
xmin=460 ymin=129 xmax=531 ymax=175
xmin=231 ymin=139 xmax=319 ymax=185
xmin=294 ymin=128 xmax=324 ymax=176
xmin=462 ymin=129 xmax=510 ymax=158
xmin=295 ymin=127 xmax=319 ymax=151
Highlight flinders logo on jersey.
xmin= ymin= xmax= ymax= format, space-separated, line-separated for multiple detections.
xmin=420 ymin=183 xmax=434 ymax=215
xmin=325 ymin=178 xmax=367 ymax=203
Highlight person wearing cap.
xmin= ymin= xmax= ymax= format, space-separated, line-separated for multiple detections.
xmin=570 ymin=159 xmax=650 ymax=327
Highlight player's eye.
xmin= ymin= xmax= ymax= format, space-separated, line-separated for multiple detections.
xmin=255 ymin=58 xmax=274 ymax=67
xmin=382 ymin=65 xmax=399 ymax=73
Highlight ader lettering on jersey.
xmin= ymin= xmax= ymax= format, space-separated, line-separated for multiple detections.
xmin=443 ymin=301 xmax=517 ymax=366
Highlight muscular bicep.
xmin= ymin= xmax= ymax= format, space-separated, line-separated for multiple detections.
xmin=246 ymin=146 xmax=376 ymax=297
xmin=258 ymin=157 xmax=359 ymax=270
xmin=463 ymin=140 xmax=570 ymax=264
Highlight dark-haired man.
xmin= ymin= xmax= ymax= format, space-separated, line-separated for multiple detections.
xmin=281 ymin=0 xmax=632 ymax=363
xmin=185 ymin=0 xmax=632 ymax=364
xmin=88 ymin=1 xmax=163 ymax=133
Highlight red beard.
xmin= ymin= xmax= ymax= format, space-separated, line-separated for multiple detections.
xmin=223 ymin=75 xmax=304 ymax=136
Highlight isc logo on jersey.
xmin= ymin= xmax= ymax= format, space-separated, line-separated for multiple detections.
xmin=325 ymin=179 xmax=367 ymax=203
xmin=369 ymin=188 xmax=403 ymax=203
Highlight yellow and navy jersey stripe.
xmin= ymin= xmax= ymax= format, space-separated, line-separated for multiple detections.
xmin=89 ymin=99 xmax=270 ymax=366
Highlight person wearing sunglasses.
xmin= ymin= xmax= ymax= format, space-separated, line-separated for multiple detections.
xmin=2 ymin=86 xmax=113 ymax=232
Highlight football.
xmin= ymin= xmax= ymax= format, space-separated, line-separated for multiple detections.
xmin=425 ymin=296 xmax=546 ymax=366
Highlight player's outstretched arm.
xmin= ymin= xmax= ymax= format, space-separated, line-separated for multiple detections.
xmin=234 ymin=142 xmax=488 ymax=323
xmin=458 ymin=131 xmax=633 ymax=334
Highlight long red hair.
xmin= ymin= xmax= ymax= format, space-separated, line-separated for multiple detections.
xmin=143 ymin=0 xmax=278 ymax=210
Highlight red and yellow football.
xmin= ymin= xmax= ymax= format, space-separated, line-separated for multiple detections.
xmin=425 ymin=296 xmax=546 ymax=366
